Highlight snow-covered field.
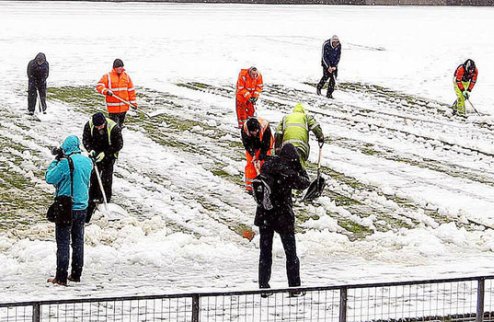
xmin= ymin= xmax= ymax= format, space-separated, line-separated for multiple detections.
xmin=1 ymin=2 xmax=494 ymax=302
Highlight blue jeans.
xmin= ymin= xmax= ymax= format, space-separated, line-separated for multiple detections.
xmin=55 ymin=210 xmax=86 ymax=282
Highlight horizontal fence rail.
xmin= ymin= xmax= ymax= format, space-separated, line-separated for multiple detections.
xmin=1 ymin=276 xmax=494 ymax=321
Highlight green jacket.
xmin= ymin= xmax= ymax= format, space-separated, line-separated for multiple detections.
xmin=275 ymin=103 xmax=324 ymax=161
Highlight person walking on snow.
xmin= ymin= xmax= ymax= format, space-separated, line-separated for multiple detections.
xmin=254 ymin=143 xmax=310 ymax=297
xmin=96 ymin=59 xmax=137 ymax=127
xmin=452 ymin=59 xmax=478 ymax=116
xmin=316 ymin=35 xmax=341 ymax=99
xmin=241 ymin=117 xmax=274 ymax=193
xmin=83 ymin=112 xmax=123 ymax=221
xmin=45 ymin=135 xmax=93 ymax=286
xmin=275 ymin=103 xmax=325 ymax=168
xmin=27 ymin=52 xmax=49 ymax=115
xmin=236 ymin=67 xmax=264 ymax=128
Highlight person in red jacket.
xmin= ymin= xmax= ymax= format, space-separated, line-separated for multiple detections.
xmin=452 ymin=59 xmax=478 ymax=116
xmin=236 ymin=67 xmax=263 ymax=129
xmin=241 ymin=117 xmax=273 ymax=193
xmin=96 ymin=59 xmax=137 ymax=127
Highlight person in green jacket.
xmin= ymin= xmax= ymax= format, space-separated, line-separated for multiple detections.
xmin=275 ymin=103 xmax=325 ymax=167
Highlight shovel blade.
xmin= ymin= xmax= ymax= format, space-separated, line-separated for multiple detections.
xmin=96 ymin=203 xmax=128 ymax=221
xmin=303 ymin=176 xmax=326 ymax=201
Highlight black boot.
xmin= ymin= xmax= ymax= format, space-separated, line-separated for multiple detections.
xmin=316 ymin=86 xmax=322 ymax=96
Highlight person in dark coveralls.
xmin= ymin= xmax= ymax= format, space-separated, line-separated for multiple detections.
xmin=316 ymin=35 xmax=341 ymax=98
xmin=254 ymin=143 xmax=310 ymax=297
xmin=27 ymin=52 xmax=49 ymax=114
xmin=82 ymin=112 xmax=123 ymax=220
xmin=45 ymin=135 xmax=93 ymax=285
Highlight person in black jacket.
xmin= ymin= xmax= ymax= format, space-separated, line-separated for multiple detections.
xmin=27 ymin=53 xmax=49 ymax=115
xmin=316 ymin=35 xmax=341 ymax=99
xmin=254 ymin=143 xmax=310 ymax=296
xmin=82 ymin=112 xmax=123 ymax=220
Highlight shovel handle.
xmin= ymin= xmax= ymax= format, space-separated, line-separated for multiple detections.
xmin=93 ymin=162 xmax=109 ymax=211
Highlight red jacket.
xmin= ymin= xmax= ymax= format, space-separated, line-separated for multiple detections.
xmin=454 ymin=65 xmax=478 ymax=91
xmin=236 ymin=69 xmax=263 ymax=103
xmin=96 ymin=69 xmax=136 ymax=113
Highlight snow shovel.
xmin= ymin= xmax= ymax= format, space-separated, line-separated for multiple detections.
xmin=466 ymin=99 xmax=481 ymax=116
xmin=112 ymin=94 xmax=150 ymax=118
xmin=240 ymin=160 xmax=262 ymax=242
xmin=93 ymin=162 xmax=127 ymax=221
xmin=303 ymin=142 xmax=326 ymax=201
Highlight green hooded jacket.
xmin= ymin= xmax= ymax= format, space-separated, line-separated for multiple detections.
xmin=275 ymin=103 xmax=324 ymax=162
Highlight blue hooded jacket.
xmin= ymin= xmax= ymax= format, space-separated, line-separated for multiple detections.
xmin=45 ymin=135 xmax=93 ymax=210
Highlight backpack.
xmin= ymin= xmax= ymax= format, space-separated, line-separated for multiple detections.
xmin=252 ymin=173 xmax=274 ymax=210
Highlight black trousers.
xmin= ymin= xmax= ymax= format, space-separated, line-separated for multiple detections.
xmin=28 ymin=80 xmax=47 ymax=112
xmin=109 ymin=112 xmax=127 ymax=127
xmin=317 ymin=67 xmax=338 ymax=97
xmin=258 ymin=226 xmax=301 ymax=289
xmin=87 ymin=158 xmax=115 ymax=220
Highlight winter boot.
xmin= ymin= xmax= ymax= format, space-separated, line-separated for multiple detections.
xmin=68 ymin=275 xmax=81 ymax=282
xmin=47 ymin=277 xmax=67 ymax=286
xmin=316 ymin=86 xmax=322 ymax=96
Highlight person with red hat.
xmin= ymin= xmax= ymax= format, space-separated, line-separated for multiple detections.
xmin=452 ymin=59 xmax=478 ymax=116
xmin=241 ymin=117 xmax=274 ymax=193
xmin=236 ymin=67 xmax=263 ymax=129
xmin=96 ymin=59 xmax=137 ymax=127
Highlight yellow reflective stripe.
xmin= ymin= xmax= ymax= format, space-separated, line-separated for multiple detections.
xmin=286 ymin=122 xmax=308 ymax=130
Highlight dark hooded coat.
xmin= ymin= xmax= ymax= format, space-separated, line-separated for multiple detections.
xmin=254 ymin=144 xmax=310 ymax=234
xmin=27 ymin=53 xmax=49 ymax=83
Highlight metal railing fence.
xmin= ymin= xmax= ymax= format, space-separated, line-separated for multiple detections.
xmin=1 ymin=275 xmax=493 ymax=321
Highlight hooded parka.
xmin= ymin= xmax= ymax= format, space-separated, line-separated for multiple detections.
xmin=45 ymin=135 xmax=93 ymax=210
xmin=275 ymin=103 xmax=324 ymax=164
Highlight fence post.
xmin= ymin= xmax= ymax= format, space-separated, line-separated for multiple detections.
xmin=192 ymin=294 xmax=200 ymax=322
xmin=477 ymin=278 xmax=485 ymax=322
xmin=339 ymin=287 xmax=347 ymax=322
xmin=32 ymin=303 xmax=40 ymax=322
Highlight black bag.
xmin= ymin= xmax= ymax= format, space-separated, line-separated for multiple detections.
xmin=46 ymin=157 xmax=74 ymax=226
xmin=252 ymin=173 xmax=274 ymax=211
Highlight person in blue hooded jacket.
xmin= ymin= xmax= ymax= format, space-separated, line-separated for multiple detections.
xmin=45 ymin=135 xmax=93 ymax=286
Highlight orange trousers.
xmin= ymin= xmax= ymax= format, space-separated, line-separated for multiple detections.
xmin=236 ymin=98 xmax=255 ymax=129
xmin=245 ymin=149 xmax=272 ymax=191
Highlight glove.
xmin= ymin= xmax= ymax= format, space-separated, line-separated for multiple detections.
xmin=318 ymin=137 xmax=325 ymax=147
xmin=249 ymin=97 xmax=258 ymax=104
xmin=95 ymin=152 xmax=105 ymax=163
xmin=463 ymin=90 xmax=470 ymax=99
xmin=106 ymin=90 xmax=113 ymax=96
xmin=51 ymin=147 xmax=64 ymax=161
xmin=89 ymin=150 xmax=96 ymax=158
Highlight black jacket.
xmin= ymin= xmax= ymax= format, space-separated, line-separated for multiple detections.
xmin=254 ymin=144 xmax=310 ymax=234
xmin=27 ymin=53 xmax=49 ymax=83
xmin=82 ymin=120 xmax=123 ymax=161
xmin=321 ymin=39 xmax=341 ymax=69
xmin=241 ymin=126 xmax=273 ymax=161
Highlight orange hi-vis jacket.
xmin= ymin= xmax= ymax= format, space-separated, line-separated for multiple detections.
xmin=96 ymin=69 xmax=137 ymax=114
xmin=236 ymin=69 xmax=263 ymax=103
xmin=454 ymin=64 xmax=478 ymax=92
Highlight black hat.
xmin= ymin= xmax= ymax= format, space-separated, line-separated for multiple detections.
xmin=246 ymin=118 xmax=260 ymax=132
xmin=113 ymin=59 xmax=124 ymax=68
xmin=92 ymin=112 xmax=106 ymax=126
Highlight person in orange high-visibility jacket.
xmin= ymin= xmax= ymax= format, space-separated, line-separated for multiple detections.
xmin=241 ymin=117 xmax=274 ymax=193
xmin=236 ymin=67 xmax=263 ymax=129
xmin=96 ymin=59 xmax=137 ymax=127
xmin=452 ymin=59 xmax=478 ymax=116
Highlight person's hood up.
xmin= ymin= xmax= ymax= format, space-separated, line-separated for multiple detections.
xmin=61 ymin=135 xmax=81 ymax=155
xmin=35 ymin=52 xmax=46 ymax=64
xmin=292 ymin=103 xmax=306 ymax=114
xmin=280 ymin=143 xmax=300 ymax=162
